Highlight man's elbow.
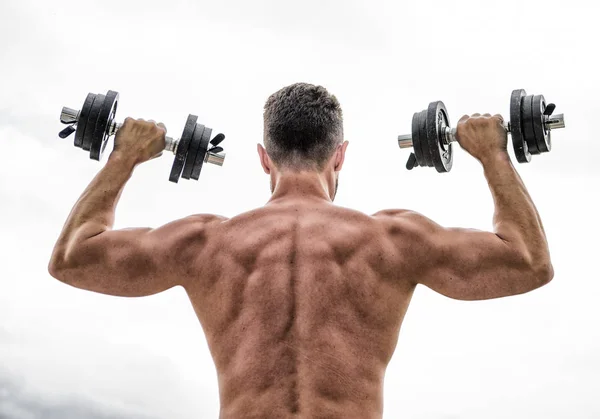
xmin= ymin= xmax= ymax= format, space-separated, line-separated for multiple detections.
xmin=48 ymin=250 xmax=78 ymax=284
xmin=529 ymin=260 xmax=554 ymax=290
xmin=48 ymin=254 xmax=68 ymax=282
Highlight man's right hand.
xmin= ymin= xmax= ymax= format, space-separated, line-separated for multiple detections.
xmin=112 ymin=118 xmax=167 ymax=165
xmin=456 ymin=113 xmax=508 ymax=164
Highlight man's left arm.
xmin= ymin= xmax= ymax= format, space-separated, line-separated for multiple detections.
xmin=48 ymin=118 xmax=219 ymax=297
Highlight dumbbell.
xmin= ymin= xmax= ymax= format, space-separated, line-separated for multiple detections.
xmin=396 ymin=89 xmax=565 ymax=172
xmin=58 ymin=90 xmax=226 ymax=183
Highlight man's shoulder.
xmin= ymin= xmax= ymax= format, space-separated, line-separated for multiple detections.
xmin=171 ymin=213 xmax=229 ymax=227
xmin=159 ymin=214 xmax=229 ymax=239
xmin=371 ymin=209 xmax=440 ymax=241
xmin=186 ymin=213 xmax=229 ymax=224
xmin=372 ymin=208 xmax=417 ymax=219
xmin=371 ymin=208 xmax=431 ymax=226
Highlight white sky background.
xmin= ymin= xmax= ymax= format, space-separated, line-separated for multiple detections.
xmin=1 ymin=0 xmax=599 ymax=417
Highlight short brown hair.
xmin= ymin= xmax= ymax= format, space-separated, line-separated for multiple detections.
xmin=263 ymin=83 xmax=343 ymax=170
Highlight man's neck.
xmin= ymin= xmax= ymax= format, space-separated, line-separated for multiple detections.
xmin=268 ymin=171 xmax=333 ymax=204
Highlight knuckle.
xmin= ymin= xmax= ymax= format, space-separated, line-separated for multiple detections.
xmin=458 ymin=115 xmax=470 ymax=124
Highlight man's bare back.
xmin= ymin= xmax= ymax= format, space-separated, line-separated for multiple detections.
xmin=49 ymin=84 xmax=553 ymax=418
xmin=186 ymin=202 xmax=414 ymax=418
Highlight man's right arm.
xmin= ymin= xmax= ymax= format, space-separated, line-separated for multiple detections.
xmin=378 ymin=115 xmax=554 ymax=301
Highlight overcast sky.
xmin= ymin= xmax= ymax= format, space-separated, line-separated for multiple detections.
xmin=1 ymin=0 xmax=599 ymax=417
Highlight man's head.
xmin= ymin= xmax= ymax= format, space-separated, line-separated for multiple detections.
xmin=258 ymin=83 xmax=348 ymax=198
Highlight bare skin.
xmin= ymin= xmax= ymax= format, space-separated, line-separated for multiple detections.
xmin=49 ymin=113 xmax=554 ymax=418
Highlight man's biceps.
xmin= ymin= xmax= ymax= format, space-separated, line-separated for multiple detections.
xmin=86 ymin=229 xmax=155 ymax=260
xmin=91 ymin=227 xmax=153 ymax=245
xmin=440 ymin=228 xmax=502 ymax=252
xmin=434 ymin=230 xmax=507 ymax=272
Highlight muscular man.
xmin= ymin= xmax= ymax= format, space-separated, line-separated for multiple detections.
xmin=49 ymin=83 xmax=554 ymax=418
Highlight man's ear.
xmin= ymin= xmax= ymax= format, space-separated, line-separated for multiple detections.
xmin=257 ymin=144 xmax=271 ymax=174
xmin=334 ymin=141 xmax=350 ymax=172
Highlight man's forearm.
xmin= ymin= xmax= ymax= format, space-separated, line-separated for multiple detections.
xmin=50 ymin=153 xmax=136 ymax=266
xmin=482 ymin=152 xmax=551 ymax=267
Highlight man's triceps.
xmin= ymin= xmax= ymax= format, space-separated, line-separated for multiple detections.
xmin=420 ymin=226 xmax=549 ymax=301
xmin=380 ymin=211 xmax=543 ymax=301
xmin=50 ymin=215 xmax=216 ymax=297
xmin=51 ymin=227 xmax=174 ymax=297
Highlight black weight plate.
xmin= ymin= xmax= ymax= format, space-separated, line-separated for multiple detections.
xmin=191 ymin=126 xmax=212 ymax=180
xmin=169 ymin=114 xmax=198 ymax=183
xmin=522 ymin=95 xmax=540 ymax=155
xmin=426 ymin=101 xmax=453 ymax=173
xmin=182 ymin=124 xmax=205 ymax=180
xmin=421 ymin=109 xmax=435 ymax=167
xmin=418 ymin=109 xmax=433 ymax=167
xmin=425 ymin=103 xmax=440 ymax=169
xmin=419 ymin=110 xmax=431 ymax=167
xmin=83 ymin=94 xmax=105 ymax=152
xmin=91 ymin=90 xmax=119 ymax=161
xmin=411 ymin=111 xmax=425 ymax=167
xmin=510 ymin=89 xmax=531 ymax=163
xmin=103 ymin=92 xmax=119 ymax=156
xmin=532 ymin=94 xmax=551 ymax=153
xmin=75 ymin=93 xmax=95 ymax=149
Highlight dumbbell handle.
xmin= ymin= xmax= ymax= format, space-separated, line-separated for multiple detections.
xmin=109 ymin=121 xmax=178 ymax=152
xmin=60 ymin=107 xmax=225 ymax=166
xmin=398 ymin=113 xmax=565 ymax=149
